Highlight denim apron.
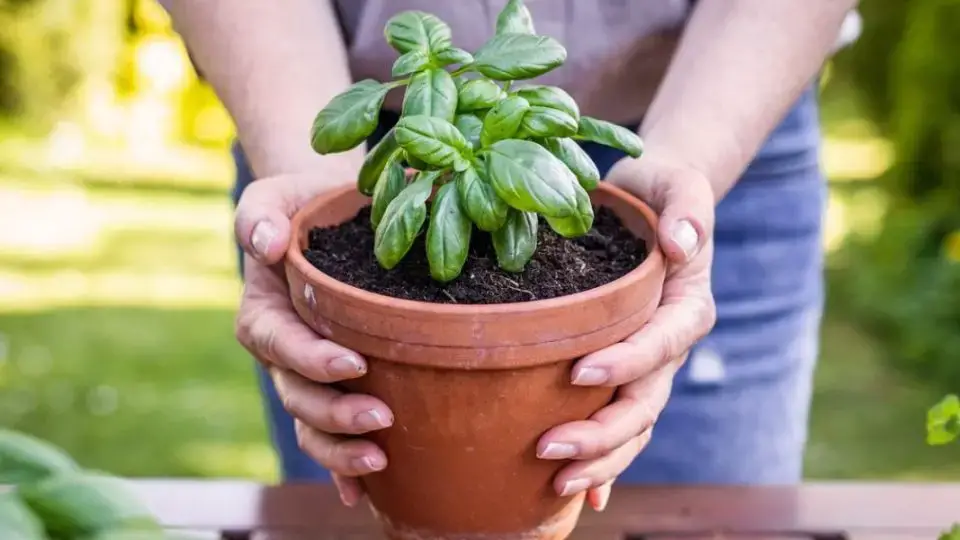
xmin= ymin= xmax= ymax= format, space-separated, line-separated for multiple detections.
xmin=231 ymin=80 xmax=825 ymax=484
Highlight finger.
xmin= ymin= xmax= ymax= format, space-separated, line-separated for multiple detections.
xmin=571 ymin=293 xmax=714 ymax=387
xmin=605 ymin=157 xmax=714 ymax=265
xmin=295 ymin=420 xmax=387 ymax=477
xmin=655 ymin=178 xmax=713 ymax=264
xmin=539 ymin=360 xmax=676 ymax=460
xmin=587 ymin=480 xmax=613 ymax=512
xmin=235 ymin=178 xmax=297 ymax=264
xmin=272 ymin=368 xmax=393 ymax=435
xmin=332 ymin=473 xmax=365 ymax=508
xmin=553 ymin=429 xmax=653 ymax=497
xmin=236 ymin=299 xmax=367 ymax=383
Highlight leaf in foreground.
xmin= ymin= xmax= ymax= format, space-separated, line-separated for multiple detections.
xmin=374 ymin=172 xmax=437 ymax=269
xmin=495 ymin=0 xmax=536 ymax=35
xmin=20 ymin=473 xmax=159 ymax=538
xmin=370 ymin=158 xmax=407 ymax=228
xmin=384 ymin=11 xmax=452 ymax=54
xmin=493 ymin=209 xmax=538 ymax=273
xmin=927 ymin=394 xmax=960 ymax=445
xmin=402 ymin=68 xmax=458 ymax=122
xmin=395 ymin=115 xmax=473 ymax=171
xmin=473 ymin=33 xmax=566 ymax=80
xmin=427 ymin=182 xmax=473 ymax=282
xmin=480 ymin=95 xmax=530 ymax=146
xmin=457 ymin=166 xmax=508 ymax=232
xmin=311 ymin=80 xmax=389 ymax=154
xmin=485 ymin=139 xmax=580 ymax=218
xmin=545 ymin=185 xmax=594 ymax=238
xmin=357 ymin=129 xmax=399 ymax=195
xmin=0 ymin=428 xmax=79 ymax=485
xmin=539 ymin=137 xmax=600 ymax=190
xmin=575 ymin=116 xmax=644 ymax=158
xmin=0 ymin=491 xmax=45 ymax=540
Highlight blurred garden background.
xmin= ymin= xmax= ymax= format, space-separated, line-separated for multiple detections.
xmin=0 ymin=0 xmax=959 ymax=482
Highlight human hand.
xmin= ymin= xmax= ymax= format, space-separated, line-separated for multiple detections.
xmin=233 ymin=171 xmax=392 ymax=507
xmin=535 ymin=154 xmax=718 ymax=510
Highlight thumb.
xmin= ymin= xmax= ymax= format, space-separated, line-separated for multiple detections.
xmin=234 ymin=176 xmax=298 ymax=265
xmin=656 ymin=176 xmax=713 ymax=265
xmin=606 ymin=156 xmax=715 ymax=266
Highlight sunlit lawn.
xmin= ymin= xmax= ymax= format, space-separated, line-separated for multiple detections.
xmin=1 ymin=117 xmax=958 ymax=482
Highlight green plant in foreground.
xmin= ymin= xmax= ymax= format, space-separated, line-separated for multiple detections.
xmin=925 ymin=395 xmax=960 ymax=540
xmin=0 ymin=428 xmax=199 ymax=540
xmin=927 ymin=394 xmax=960 ymax=446
xmin=309 ymin=0 xmax=643 ymax=282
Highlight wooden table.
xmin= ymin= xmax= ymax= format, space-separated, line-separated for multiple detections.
xmin=133 ymin=480 xmax=960 ymax=539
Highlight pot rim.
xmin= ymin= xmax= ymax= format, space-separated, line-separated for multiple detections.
xmin=286 ymin=181 xmax=664 ymax=315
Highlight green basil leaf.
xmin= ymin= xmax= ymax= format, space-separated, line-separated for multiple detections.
xmin=454 ymin=114 xmax=484 ymax=150
xmin=485 ymin=139 xmax=580 ymax=217
xmin=545 ymin=184 xmax=594 ymax=237
xmin=402 ymin=68 xmax=458 ymax=121
xmin=540 ymin=137 xmax=600 ymax=190
xmin=434 ymin=47 xmax=475 ymax=67
xmin=396 ymin=115 xmax=473 ymax=171
xmin=480 ymin=95 xmax=530 ymax=146
xmin=513 ymin=85 xmax=579 ymax=120
xmin=374 ymin=172 xmax=436 ymax=269
xmin=518 ymin=106 xmax=578 ymax=138
xmin=392 ymin=49 xmax=432 ymax=77
xmin=457 ymin=79 xmax=506 ymax=112
xmin=495 ymin=0 xmax=535 ymax=35
xmin=370 ymin=158 xmax=407 ymax=228
xmin=357 ymin=129 xmax=400 ymax=195
xmin=456 ymin=165 xmax=509 ymax=232
xmin=311 ymin=80 xmax=389 ymax=154
xmin=384 ymin=11 xmax=452 ymax=54
xmin=473 ymin=33 xmax=566 ymax=80
xmin=403 ymin=150 xmax=430 ymax=170
xmin=426 ymin=182 xmax=473 ymax=282
xmin=575 ymin=116 xmax=644 ymax=158
xmin=493 ymin=209 xmax=538 ymax=272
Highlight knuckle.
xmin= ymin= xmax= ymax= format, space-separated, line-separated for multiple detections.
xmin=244 ymin=312 xmax=281 ymax=364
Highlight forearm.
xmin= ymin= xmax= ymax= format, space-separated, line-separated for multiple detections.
xmin=640 ymin=1 xmax=856 ymax=202
xmin=160 ymin=0 xmax=363 ymax=179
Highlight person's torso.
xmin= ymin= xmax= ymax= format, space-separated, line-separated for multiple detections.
xmin=333 ymin=0 xmax=691 ymax=123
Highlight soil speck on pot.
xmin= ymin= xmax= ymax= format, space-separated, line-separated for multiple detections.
xmin=304 ymin=205 xmax=647 ymax=304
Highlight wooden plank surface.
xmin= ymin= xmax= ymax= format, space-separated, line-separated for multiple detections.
xmin=132 ymin=480 xmax=960 ymax=537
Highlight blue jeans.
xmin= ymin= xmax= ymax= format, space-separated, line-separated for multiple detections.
xmin=232 ymin=85 xmax=825 ymax=484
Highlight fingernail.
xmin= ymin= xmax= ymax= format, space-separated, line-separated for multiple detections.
xmin=328 ymin=355 xmax=366 ymax=376
xmin=353 ymin=455 xmax=386 ymax=472
xmin=671 ymin=219 xmax=699 ymax=259
xmin=594 ymin=484 xmax=612 ymax=512
xmin=538 ymin=442 xmax=579 ymax=459
xmin=354 ymin=409 xmax=392 ymax=430
xmin=560 ymin=478 xmax=591 ymax=497
xmin=251 ymin=221 xmax=277 ymax=259
xmin=571 ymin=366 xmax=609 ymax=386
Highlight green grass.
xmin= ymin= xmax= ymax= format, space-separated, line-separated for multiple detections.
xmin=0 ymin=307 xmax=276 ymax=481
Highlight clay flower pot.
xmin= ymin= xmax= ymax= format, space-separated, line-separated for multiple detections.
xmin=285 ymin=181 xmax=666 ymax=540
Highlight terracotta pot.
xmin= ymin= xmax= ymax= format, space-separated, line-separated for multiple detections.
xmin=285 ymin=181 xmax=666 ymax=540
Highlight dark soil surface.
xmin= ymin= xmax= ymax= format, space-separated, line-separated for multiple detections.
xmin=303 ymin=206 xmax=647 ymax=304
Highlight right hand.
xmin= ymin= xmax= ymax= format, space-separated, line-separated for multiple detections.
xmin=233 ymin=172 xmax=392 ymax=507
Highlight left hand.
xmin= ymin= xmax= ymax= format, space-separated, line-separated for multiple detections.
xmin=535 ymin=153 xmax=718 ymax=511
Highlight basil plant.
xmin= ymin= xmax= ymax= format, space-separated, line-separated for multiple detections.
xmin=310 ymin=0 xmax=643 ymax=282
